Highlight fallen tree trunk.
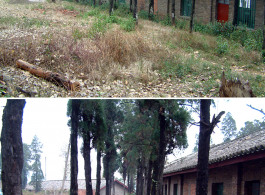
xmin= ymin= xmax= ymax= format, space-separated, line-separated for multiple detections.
xmin=16 ymin=59 xmax=80 ymax=91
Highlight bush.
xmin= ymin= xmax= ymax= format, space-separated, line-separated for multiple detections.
xmin=216 ymin=36 xmax=229 ymax=55
xmin=120 ymin=16 xmax=135 ymax=31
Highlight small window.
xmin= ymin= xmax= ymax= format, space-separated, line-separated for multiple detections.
xmin=245 ymin=180 xmax=260 ymax=195
xmin=212 ymin=183 xmax=224 ymax=195
xmin=174 ymin=184 xmax=178 ymax=195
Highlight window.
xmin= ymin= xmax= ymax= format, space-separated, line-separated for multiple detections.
xmin=181 ymin=0 xmax=192 ymax=16
xmin=165 ymin=184 xmax=167 ymax=195
xmin=245 ymin=180 xmax=260 ymax=195
xmin=174 ymin=184 xmax=178 ymax=195
xmin=237 ymin=0 xmax=256 ymax=28
xmin=212 ymin=183 xmax=224 ymax=195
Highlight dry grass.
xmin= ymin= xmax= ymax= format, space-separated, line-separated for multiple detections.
xmin=1 ymin=0 xmax=265 ymax=96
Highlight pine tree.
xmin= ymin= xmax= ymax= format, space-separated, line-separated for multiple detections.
xmin=220 ymin=112 xmax=237 ymax=142
xmin=22 ymin=143 xmax=32 ymax=189
xmin=67 ymin=99 xmax=81 ymax=195
xmin=30 ymin=135 xmax=44 ymax=193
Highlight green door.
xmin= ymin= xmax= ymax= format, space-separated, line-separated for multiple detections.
xmin=181 ymin=0 xmax=192 ymax=16
xmin=237 ymin=0 xmax=256 ymax=28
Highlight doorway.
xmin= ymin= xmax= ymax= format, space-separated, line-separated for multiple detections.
xmin=217 ymin=0 xmax=229 ymax=22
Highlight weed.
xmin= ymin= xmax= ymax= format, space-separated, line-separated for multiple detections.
xmin=216 ymin=36 xmax=229 ymax=55
xmin=120 ymin=16 xmax=135 ymax=31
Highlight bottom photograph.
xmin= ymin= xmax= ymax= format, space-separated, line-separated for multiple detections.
xmin=0 ymin=99 xmax=264 ymax=195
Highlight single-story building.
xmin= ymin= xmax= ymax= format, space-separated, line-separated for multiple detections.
xmin=127 ymin=0 xmax=264 ymax=29
xmin=163 ymin=129 xmax=265 ymax=195
xmin=25 ymin=179 xmax=130 ymax=195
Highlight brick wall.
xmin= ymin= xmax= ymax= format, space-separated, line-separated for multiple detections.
xmin=126 ymin=0 xmax=264 ymax=29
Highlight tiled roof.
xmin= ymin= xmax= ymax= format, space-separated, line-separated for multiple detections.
xmin=25 ymin=179 xmax=106 ymax=191
xmin=164 ymin=129 xmax=265 ymax=175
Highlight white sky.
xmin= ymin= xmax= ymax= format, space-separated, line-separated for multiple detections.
xmin=0 ymin=98 xmax=264 ymax=181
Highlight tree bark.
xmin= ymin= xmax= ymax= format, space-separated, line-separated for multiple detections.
xmin=190 ymin=0 xmax=196 ymax=33
xmin=16 ymin=59 xmax=80 ymax=91
xmin=136 ymin=158 xmax=143 ymax=195
xmin=70 ymin=100 xmax=80 ymax=195
xmin=171 ymin=0 xmax=175 ymax=25
xmin=151 ymin=106 xmax=166 ymax=195
xmin=196 ymin=100 xmax=225 ymax=195
xmin=196 ymin=100 xmax=211 ymax=195
xmin=167 ymin=0 xmax=170 ymax=18
xmin=1 ymin=99 xmax=26 ymax=195
xmin=109 ymin=0 xmax=114 ymax=15
xmin=146 ymin=158 xmax=153 ymax=195
xmin=149 ymin=0 xmax=154 ymax=19
xmin=233 ymin=0 xmax=239 ymax=26
xmin=96 ymin=149 xmax=101 ymax=195
xmin=84 ymin=137 xmax=93 ymax=195
xmin=262 ymin=1 xmax=265 ymax=62
xmin=105 ymin=128 xmax=112 ymax=195
xmin=133 ymin=0 xmax=138 ymax=25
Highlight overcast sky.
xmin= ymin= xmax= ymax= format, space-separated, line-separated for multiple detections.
xmin=0 ymin=98 xmax=264 ymax=181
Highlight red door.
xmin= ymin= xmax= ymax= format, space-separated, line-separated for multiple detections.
xmin=217 ymin=0 xmax=229 ymax=22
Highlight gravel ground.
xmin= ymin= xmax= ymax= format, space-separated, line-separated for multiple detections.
xmin=0 ymin=0 xmax=219 ymax=98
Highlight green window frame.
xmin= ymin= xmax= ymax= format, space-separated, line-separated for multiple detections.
xmin=237 ymin=0 xmax=256 ymax=28
xmin=181 ymin=0 xmax=192 ymax=16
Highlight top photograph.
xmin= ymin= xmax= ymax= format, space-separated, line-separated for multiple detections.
xmin=0 ymin=0 xmax=263 ymax=97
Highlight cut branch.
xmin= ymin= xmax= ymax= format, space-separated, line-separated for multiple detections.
xmin=16 ymin=59 xmax=80 ymax=91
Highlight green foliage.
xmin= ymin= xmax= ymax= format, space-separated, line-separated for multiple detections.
xmin=237 ymin=119 xmax=265 ymax=137
xmin=160 ymin=55 xmax=192 ymax=80
xmin=220 ymin=112 xmax=237 ymax=142
xmin=22 ymin=143 xmax=32 ymax=189
xmin=120 ymin=16 xmax=135 ymax=32
xmin=89 ymin=14 xmax=108 ymax=38
xmin=138 ymin=10 xmax=149 ymax=20
xmin=216 ymin=36 xmax=229 ymax=55
xmin=29 ymin=135 xmax=44 ymax=192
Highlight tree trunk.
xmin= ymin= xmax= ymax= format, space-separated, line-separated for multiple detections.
xmin=61 ymin=138 xmax=71 ymax=195
xmin=109 ymin=0 xmax=114 ymax=15
xmin=146 ymin=158 xmax=153 ymax=195
xmin=149 ymin=0 xmax=154 ymax=19
xmin=196 ymin=100 xmax=225 ymax=195
xmin=70 ymin=100 xmax=80 ymax=195
xmin=16 ymin=59 xmax=80 ymax=91
xmin=136 ymin=158 xmax=143 ymax=195
xmin=133 ymin=0 xmax=138 ymax=25
xmin=190 ymin=0 xmax=196 ymax=33
xmin=1 ymin=100 xmax=25 ymax=195
xmin=96 ymin=149 xmax=101 ymax=195
xmin=151 ymin=106 xmax=166 ymax=195
xmin=84 ymin=137 xmax=93 ymax=195
xmin=196 ymin=100 xmax=211 ymax=195
xmin=233 ymin=0 xmax=239 ymax=26
xmin=171 ymin=0 xmax=175 ymax=25
xmin=105 ymin=128 xmax=112 ymax=195
xmin=262 ymin=2 xmax=265 ymax=62
xmin=167 ymin=0 xmax=170 ymax=18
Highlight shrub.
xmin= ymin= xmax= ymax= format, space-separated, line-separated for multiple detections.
xmin=216 ymin=36 xmax=229 ymax=55
xmin=120 ymin=16 xmax=135 ymax=32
